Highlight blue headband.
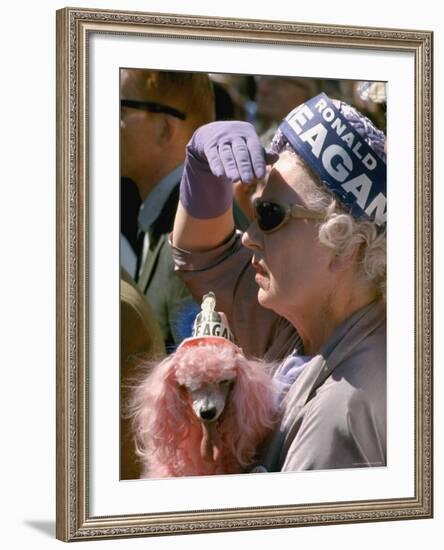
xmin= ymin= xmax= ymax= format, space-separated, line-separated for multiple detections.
xmin=279 ymin=93 xmax=386 ymax=226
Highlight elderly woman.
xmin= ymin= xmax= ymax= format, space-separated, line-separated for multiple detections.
xmin=171 ymin=93 xmax=386 ymax=472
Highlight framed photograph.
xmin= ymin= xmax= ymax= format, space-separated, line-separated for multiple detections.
xmin=56 ymin=7 xmax=433 ymax=542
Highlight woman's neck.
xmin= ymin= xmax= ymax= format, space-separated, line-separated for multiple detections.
xmin=287 ymin=288 xmax=378 ymax=356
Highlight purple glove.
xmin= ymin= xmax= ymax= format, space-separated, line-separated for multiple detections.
xmin=180 ymin=121 xmax=278 ymax=219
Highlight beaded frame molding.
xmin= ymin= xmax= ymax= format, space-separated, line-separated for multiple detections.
xmin=56 ymin=7 xmax=433 ymax=542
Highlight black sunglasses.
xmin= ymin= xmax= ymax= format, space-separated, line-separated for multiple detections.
xmin=120 ymin=99 xmax=187 ymax=120
xmin=253 ymin=199 xmax=324 ymax=233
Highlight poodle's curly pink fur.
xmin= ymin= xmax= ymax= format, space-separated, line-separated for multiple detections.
xmin=130 ymin=343 xmax=279 ymax=478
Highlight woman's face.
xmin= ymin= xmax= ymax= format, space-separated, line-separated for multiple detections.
xmin=241 ymin=154 xmax=336 ymax=319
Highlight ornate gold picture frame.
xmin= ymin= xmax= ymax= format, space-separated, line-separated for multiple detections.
xmin=56 ymin=7 xmax=433 ymax=542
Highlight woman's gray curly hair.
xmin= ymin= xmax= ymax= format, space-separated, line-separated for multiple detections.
xmin=270 ymin=100 xmax=387 ymax=301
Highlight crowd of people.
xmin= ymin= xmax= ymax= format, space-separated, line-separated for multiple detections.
xmin=119 ymin=69 xmax=387 ymax=479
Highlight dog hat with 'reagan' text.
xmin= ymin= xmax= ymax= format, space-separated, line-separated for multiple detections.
xmin=177 ymin=292 xmax=238 ymax=351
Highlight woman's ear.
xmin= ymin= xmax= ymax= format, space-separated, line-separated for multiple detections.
xmin=329 ymin=245 xmax=360 ymax=273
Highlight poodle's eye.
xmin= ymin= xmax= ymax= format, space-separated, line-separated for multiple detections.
xmin=220 ymin=379 xmax=233 ymax=386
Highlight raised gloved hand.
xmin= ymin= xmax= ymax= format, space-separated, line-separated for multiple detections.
xmin=180 ymin=121 xmax=278 ymax=219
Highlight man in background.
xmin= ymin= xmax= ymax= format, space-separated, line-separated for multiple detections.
xmin=120 ymin=69 xmax=216 ymax=351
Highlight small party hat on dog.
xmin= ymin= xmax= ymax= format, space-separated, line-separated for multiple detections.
xmin=177 ymin=291 xmax=236 ymax=350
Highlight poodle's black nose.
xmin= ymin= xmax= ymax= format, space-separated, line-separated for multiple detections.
xmin=200 ymin=406 xmax=217 ymax=421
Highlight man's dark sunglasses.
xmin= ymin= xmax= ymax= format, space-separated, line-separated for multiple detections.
xmin=253 ymin=199 xmax=324 ymax=233
xmin=120 ymin=99 xmax=187 ymax=120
